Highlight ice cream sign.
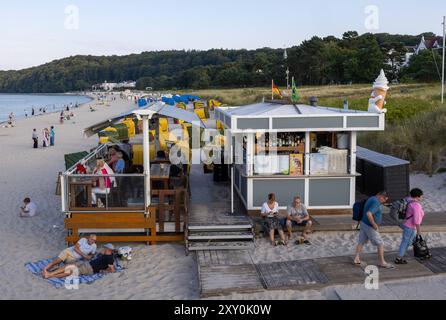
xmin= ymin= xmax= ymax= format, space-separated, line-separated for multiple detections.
xmin=368 ymin=69 xmax=389 ymax=114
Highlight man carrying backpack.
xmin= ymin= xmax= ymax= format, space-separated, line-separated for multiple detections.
xmin=395 ymin=188 xmax=425 ymax=265
xmin=354 ymin=191 xmax=395 ymax=269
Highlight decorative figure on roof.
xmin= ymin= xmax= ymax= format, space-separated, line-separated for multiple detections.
xmin=368 ymin=69 xmax=389 ymax=114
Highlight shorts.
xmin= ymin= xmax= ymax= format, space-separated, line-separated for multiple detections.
xmin=58 ymin=249 xmax=77 ymax=264
xmin=359 ymin=222 xmax=384 ymax=246
xmin=280 ymin=218 xmax=310 ymax=228
xmin=75 ymin=262 xmax=95 ymax=276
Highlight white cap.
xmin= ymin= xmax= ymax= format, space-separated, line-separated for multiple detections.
xmin=103 ymin=243 xmax=115 ymax=250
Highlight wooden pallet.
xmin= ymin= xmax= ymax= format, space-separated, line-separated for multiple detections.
xmin=256 ymin=260 xmax=330 ymax=290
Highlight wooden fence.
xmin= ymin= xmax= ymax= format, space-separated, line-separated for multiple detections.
xmin=64 ymin=188 xmax=189 ymax=245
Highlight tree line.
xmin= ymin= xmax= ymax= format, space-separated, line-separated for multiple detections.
xmin=0 ymin=31 xmax=442 ymax=93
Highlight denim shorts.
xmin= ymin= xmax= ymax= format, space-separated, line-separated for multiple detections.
xmin=359 ymin=222 xmax=384 ymax=246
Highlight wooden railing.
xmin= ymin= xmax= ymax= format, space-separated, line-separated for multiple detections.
xmin=64 ymin=188 xmax=189 ymax=245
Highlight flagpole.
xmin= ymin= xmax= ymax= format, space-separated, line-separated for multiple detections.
xmin=272 ymin=80 xmax=274 ymax=100
xmin=442 ymin=15 xmax=445 ymax=104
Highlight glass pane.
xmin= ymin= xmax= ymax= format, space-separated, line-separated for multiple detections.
xmin=67 ymin=175 xmax=145 ymax=211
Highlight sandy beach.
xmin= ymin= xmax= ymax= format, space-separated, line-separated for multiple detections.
xmin=0 ymin=96 xmax=197 ymax=300
xmin=1 ymin=95 xmax=446 ymax=300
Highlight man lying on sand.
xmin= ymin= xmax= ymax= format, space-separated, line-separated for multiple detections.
xmin=42 ymin=235 xmax=97 ymax=275
xmin=43 ymin=244 xmax=116 ymax=279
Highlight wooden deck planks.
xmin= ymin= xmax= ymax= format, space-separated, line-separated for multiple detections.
xmin=418 ymin=248 xmax=446 ymax=274
xmin=256 ymin=260 xmax=330 ymax=290
xmin=199 ymin=264 xmax=264 ymax=297
xmin=197 ymin=249 xmax=441 ymax=297
xmin=198 ymin=250 xmax=254 ymax=267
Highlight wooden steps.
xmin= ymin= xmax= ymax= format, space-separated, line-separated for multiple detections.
xmin=188 ymin=241 xmax=254 ymax=252
xmin=187 ymin=222 xmax=255 ymax=253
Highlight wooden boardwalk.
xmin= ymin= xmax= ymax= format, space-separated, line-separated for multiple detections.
xmin=197 ymin=248 xmax=446 ymax=298
xmin=188 ymin=165 xmax=250 ymax=226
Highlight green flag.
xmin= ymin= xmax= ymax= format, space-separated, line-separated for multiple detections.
xmin=291 ymin=77 xmax=300 ymax=103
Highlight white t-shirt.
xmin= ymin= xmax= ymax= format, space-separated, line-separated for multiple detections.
xmin=70 ymin=238 xmax=97 ymax=260
xmin=24 ymin=202 xmax=37 ymax=217
xmin=261 ymin=202 xmax=279 ymax=218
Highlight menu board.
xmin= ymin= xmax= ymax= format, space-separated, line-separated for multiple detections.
xmin=290 ymin=154 xmax=304 ymax=176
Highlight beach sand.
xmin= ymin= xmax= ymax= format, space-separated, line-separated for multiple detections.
xmin=0 ymin=97 xmax=197 ymax=300
xmin=1 ymin=95 xmax=446 ymax=300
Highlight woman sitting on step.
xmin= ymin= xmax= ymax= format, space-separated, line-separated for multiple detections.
xmin=261 ymin=193 xmax=287 ymax=246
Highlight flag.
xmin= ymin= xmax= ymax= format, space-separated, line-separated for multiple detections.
xmin=291 ymin=77 xmax=300 ymax=103
xmin=272 ymin=80 xmax=283 ymax=99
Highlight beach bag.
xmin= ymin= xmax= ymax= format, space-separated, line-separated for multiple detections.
xmin=390 ymin=199 xmax=413 ymax=223
xmin=413 ymin=235 xmax=432 ymax=260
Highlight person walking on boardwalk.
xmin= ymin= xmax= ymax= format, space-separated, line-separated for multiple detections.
xmin=32 ymin=129 xmax=39 ymax=149
xmin=354 ymin=191 xmax=395 ymax=269
xmin=395 ymin=188 xmax=425 ymax=265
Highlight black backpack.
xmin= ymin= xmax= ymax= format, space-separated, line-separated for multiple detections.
xmin=353 ymin=199 xmax=368 ymax=230
xmin=390 ymin=198 xmax=413 ymax=222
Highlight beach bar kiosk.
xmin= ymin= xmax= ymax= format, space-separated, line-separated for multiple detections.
xmin=215 ymin=102 xmax=385 ymax=215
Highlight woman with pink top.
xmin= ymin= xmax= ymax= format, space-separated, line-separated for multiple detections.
xmin=91 ymin=159 xmax=113 ymax=206
xmin=395 ymin=188 xmax=425 ymax=265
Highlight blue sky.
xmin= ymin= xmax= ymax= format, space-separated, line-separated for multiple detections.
xmin=0 ymin=0 xmax=445 ymax=70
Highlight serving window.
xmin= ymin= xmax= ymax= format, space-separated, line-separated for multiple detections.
xmin=310 ymin=132 xmax=351 ymax=175
xmin=253 ymin=132 xmax=306 ymax=176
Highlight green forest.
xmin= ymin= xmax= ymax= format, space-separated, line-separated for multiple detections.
xmin=0 ymin=31 xmax=442 ymax=93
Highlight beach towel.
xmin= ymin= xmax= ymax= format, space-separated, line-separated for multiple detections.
xmin=25 ymin=258 xmax=122 ymax=289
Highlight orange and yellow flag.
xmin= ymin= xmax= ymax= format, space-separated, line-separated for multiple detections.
xmin=272 ymin=80 xmax=283 ymax=99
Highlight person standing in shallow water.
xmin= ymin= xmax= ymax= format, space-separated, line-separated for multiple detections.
xmin=50 ymin=126 xmax=55 ymax=146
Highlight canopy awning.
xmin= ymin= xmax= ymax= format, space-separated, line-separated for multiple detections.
xmin=83 ymin=103 xmax=155 ymax=137
xmin=133 ymin=103 xmax=206 ymax=128
xmin=64 ymin=151 xmax=89 ymax=170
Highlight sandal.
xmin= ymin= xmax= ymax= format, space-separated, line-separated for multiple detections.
xmin=379 ymin=263 xmax=396 ymax=270
xmin=395 ymin=258 xmax=408 ymax=265
xmin=277 ymin=240 xmax=287 ymax=246
xmin=353 ymin=260 xmax=364 ymax=267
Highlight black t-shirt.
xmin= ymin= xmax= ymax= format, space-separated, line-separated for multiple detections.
xmin=89 ymin=254 xmax=115 ymax=274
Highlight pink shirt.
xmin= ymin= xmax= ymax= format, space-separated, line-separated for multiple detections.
xmin=404 ymin=200 xmax=425 ymax=230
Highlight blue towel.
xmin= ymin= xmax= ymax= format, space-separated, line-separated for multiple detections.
xmin=25 ymin=258 xmax=121 ymax=289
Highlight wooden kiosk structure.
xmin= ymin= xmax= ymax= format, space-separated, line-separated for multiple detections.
xmin=216 ymin=102 xmax=386 ymax=215
xmin=60 ymin=102 xmax=205 ymax=245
